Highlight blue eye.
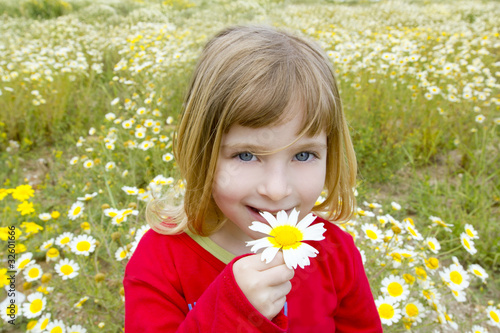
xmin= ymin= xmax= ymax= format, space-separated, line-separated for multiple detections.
xmin=295 ymin=152 xmax=312 ymax=162
xmin=238 ymin=152 xmax=255 ymax=161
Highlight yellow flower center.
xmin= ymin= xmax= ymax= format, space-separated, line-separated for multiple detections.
xmin=405 ymin=303 xmax=419 ymax=317
xmin=408 ymin=227 xmax=418 ymax=237
xmin=428 ymin=242 xmax=436 ymax=250
xmin=426 ymin=257 xmax=439 ymax=270
xmin=30 ymin=299 xmax=43 ymax=313
xmin=28 ymin=267 xmax=40 ymax=278
xmin=490 ymin=310 xmax=499 ymax=323
xmin=5 ymin=304 xmax=18 ymax=315
xmin=73 ymin=206 xmax=81 ymax=216
xmin=47 ymin=248 xmax=59 ymax=257
xmin=77 ymin=241 xmax=91 ymax=252
xmin=366 ymin=230 xmax=378 ymax=239
xmin=108 ymin=212 xmax=118 ymax=217
xmin=19 ymin=259 xmax=30 ymax=269
xmin=463 ymin=237 xmax=472 ymax=249
xmin=51 ymin=327 xmax=63 ymax=333
xmin=61 ymin=264 xmax=74 ymax=275
xmin=269 ymin=225 xmax=303 ymax=250
xmin=466 ymin=229 xmax=474 ymax=238
xmin=378 ymin=303 xmax=394 ymax=319
xmin=27 ymin=320 xmax=37 ymax=329
xmin=473 ymin=269 xmax=482 ymax=277
xmin=60 ymin=237 xmax=70 ymax=245
xmin=41 ymin=318 xmax=49 ymax=329
xmin=449 ymin=271 xmax=462 ymax=285
xmin=120 ymin=251 xmax=127 ymax=259
xmin=387 ymin=282 xmax=403 ymax=297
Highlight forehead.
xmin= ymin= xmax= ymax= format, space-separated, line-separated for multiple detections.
xmin=221 ymin=111 xmax=327 ymax=153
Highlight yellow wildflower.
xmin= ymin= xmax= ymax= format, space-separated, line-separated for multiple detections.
xmin=17 ymin=201 xmax=35 ymax=215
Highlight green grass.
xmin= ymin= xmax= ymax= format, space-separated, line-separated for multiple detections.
xmin=0 ymin=0 xmax=499 ymax=331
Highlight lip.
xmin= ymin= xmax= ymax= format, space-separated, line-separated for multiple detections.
xmin=246 ymin=205 xmax=295 ymax=223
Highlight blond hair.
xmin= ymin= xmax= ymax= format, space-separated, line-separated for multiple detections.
xmin=147 ymin=25 xmax=357 ymax=236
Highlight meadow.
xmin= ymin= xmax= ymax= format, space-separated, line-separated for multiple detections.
xmin=0 ymin=0 xmax=499 ymax=331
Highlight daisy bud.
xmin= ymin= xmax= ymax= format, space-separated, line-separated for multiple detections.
xmin=111 ymin=232 xmax=121 ymax=241
xmin=101 ymin=204 xmax=110 ymax=210
xmin=23 ymin=281 xmax=33 ymax=290
xmin=41 ymin=273 xmax=52 ymax=283
xmin=128 ymin=202 xmax=137 ymax=209
xmin=119 ymin=287 xmax=125 ymax=296
xmin=94 ymin=273 xmax=106 ymax=283
xmin=126 ymin=243 xmax=133 ymax=251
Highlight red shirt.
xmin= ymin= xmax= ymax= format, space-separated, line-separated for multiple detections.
xmin=124 ymin=217 xmax=382 ymax=332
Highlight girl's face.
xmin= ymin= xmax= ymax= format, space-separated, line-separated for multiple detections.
xmin=211 ymin=108 xmax=327 ymax=254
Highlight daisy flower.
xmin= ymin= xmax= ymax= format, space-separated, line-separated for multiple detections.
xmin=46 ymin=248 xmax=60 ymax=262
xmin=402 ymin=300 xmax=425 ymax=323
xmin=55 ymin=232 xmax=74 ymax=248
xmin=361 ymin=224 xmax=383 ymax=243
xmin=469 ymin=325 xmax=489 ymax=333
xmin=105 ymin=112 xmax=116 ymax=121
xmin=67 ymin=324 xmax=87 ymax=333
xmin=45 ymin=319 xmax=65 ymax=333
xmin=74 ymin=296 xmax=89 ymax=309
xmin=460 ymin=233 xmax=477 ymax=255
xmin=162 ymin=153 xmax=174 ymax=162
xmin=69 ymin=157 xmax=79 ymax=165
xmin=16 ymin=252 xmax=35 ymax=271
xmin=69 ymin=235 xmax=97 ymax=256
xmin=380 ymin=275 xmax=410 ymax=302
xmin=105 ymin=162 xmax=116 ymax=171
xmin=425 ymin=237 xmax=441 ymax=254
xmin=55 ymin=258 xmax=80 ymax=280
xmin=76 ymin=192 xmax=97 ymax=201
xmin=24 ymin=264 xmax=43 ymax=282
xmin=40 ymin=238 xmax=55 ymax=251
xmin=67 ymin=202 xmax=84 ymax=220
xmin=429 ymin=216 xmax=453 ymax=232
xmin=115 ymin=247 xmax=129 ymax=261
xmin=469 ymin=264 xmax=489 ymax=282
xmin=22 ymin=292 xmax=46 ymax=318
xmin=246 ymin=209 xmax=326 ymax=269
xmin=486 ymin=306 xmax=500 ymax=328
xmin=38 ymin=213 xmax=51 ymax=222
xmin=0 ymin=291 xmax=25 ymax=322
xmin=82 ymin=160 xmax=94 ymax=169
xmin=450 ymin=288 xmax=466 ymax=302
xmin=403 ymin=220 xmax=423 ymax=240
xmin=464 ymin=224 xmax=479 ymax=239
xmin=475 ymin=114 xmax=485 ymax=123
xmin=122 ymin=186 xmax=139 ymax=195
xmin=439 ymin=263 xmax=470 ymax=290
xmin=375 ymin=296 xmax=401 ymax=326
xmin=391 ymin=202 xmax=401 ymax=211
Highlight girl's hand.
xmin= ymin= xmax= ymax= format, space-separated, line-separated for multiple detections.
xmin=232 ymin=251 xmax=294 ymax=320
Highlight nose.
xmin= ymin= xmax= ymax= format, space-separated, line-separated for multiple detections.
xmin=257 ymin=163 xmax=293 ymax=202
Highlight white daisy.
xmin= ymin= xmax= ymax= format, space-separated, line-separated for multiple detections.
xmin=380 ymin=275 xmax=410 ymax=302
xmin=450 ymin=288 xmax=466 ymax=302
xmin=375 ymin=295 xmax=401 ymax=326
xmin=122 ymin=186 xmax=139 ymax=196
xmin=82 ymin=160 xmax=94 ymax=169
xmin=460 ymin=232 xmax=477 ymax=255
xmin=55 ymin=232 xmax=74 ymax=248
xmin=40 ymin=238 xmax=55 ymax=251
xmin=403 ymin=219 xmax=423 ymax=240
xmin=74 ymin=296 xmax=89 ymax=309
xmin=391 ymin=202 xmax=401 ymax=210
xmin=486 ymin=306 xmax=500 ymax=328
xmin=46 ymin=319 xmax=65 ymax=333
xmin=425 ymin=237 xmax=441 ymax=254
xmin=0 ymin=290 xmax=25 ymax=322
xmin=464 ymin=224 xmax=479 ymax=239
xmin=469 ymin=325 xmax=488 ymax=333
xmin=115 ymin=247 xmax=129 ymax=261
xmin=38 ymin=213 xmax=52 ymax=222
xmin=439 ymin=263 xmax=470 ymax=290
xmin=429 ymin=216 xmax=453 ymax=232
xmin=24 ymin=264 xmax=43 ymax=282
xmin=67 ymin=324 xmax=87 ymax=333
xmin=69 ymin=235 xmax=97 ymax=256
xmin=246 ymin=209 xmax=326 ymax=269
xmin=22 ymin=292 xmax=46 ymax=318
xmin=469 ymin=264 xmax=489 ymax=282
xmin=69 ymin=157 xmax=79 ymax=165
xmin=76 ymin=192 xmax=97 ymax=201
xmin=67 ymin=202 xmax=84 ymax=220
xmin=105 ymin=162 xmax=116 ymax=171
xmin=162 ymin=153 xmax=174 ymax=162
xmin=361 ymin=224 xmax=383 ymax=243
xmin=16 ymin=252 xmax=35 ymax=271
xmin=54 ymin=258 xmax=80 ymax=280
xmin=402 ymin=300 xmax=425 ymax=323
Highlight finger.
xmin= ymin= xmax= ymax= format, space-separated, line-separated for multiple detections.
xmin=255 ymin=250 xmax=286 ymax=271
xmin=260 ymin=264 xmax=295 ymax=286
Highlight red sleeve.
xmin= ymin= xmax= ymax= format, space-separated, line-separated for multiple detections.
xmin=124 ymin=234 xmax=287 ymax=332
xmin=334 ymin=233 xmax=382 ymax=332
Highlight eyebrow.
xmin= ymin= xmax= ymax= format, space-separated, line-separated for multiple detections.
xmin=221 ymin=141 xmax=327 ymax=152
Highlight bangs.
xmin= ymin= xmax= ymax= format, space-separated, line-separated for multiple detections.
xmin=220 ymin=47 xmax=338 ymax=140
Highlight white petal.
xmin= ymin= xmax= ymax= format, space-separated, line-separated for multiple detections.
xmin=260 ymin=211 xmax=279 ymax=228
xmin=283 ymin=248 xmax=298 ymax=269
xmin=301 ymin=223 xmax=326 ymax=241
xmin=246 ymin=237 xmax=273 ymax=253
xmin=276 ymin=210 xmax=288 ymax=226
xmin=287 ymin=208 xmax=300 ymax=226
xmin=248 ymin=222 xmax=272 ymax=235
xmin=295 ymin=242 xmax=319 ymax=258
xmin=295 ymin=213 xmax=317 ymax=230
xmin=261 ymin=246 xmax=281 ymax=264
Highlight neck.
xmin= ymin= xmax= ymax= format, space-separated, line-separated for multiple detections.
xmin=209 ymin=222 xmax=252 ymax=256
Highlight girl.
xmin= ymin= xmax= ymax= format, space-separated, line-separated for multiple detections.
xmin=124 ymin=25 xmax=382 ymax=332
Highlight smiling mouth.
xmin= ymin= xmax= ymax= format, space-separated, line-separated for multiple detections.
xmin=248 ymin=206 xmax=293 ymax=217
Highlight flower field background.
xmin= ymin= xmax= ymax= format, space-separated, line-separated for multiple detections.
xmin=0 ymin=0 xmax=499 ymax=331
